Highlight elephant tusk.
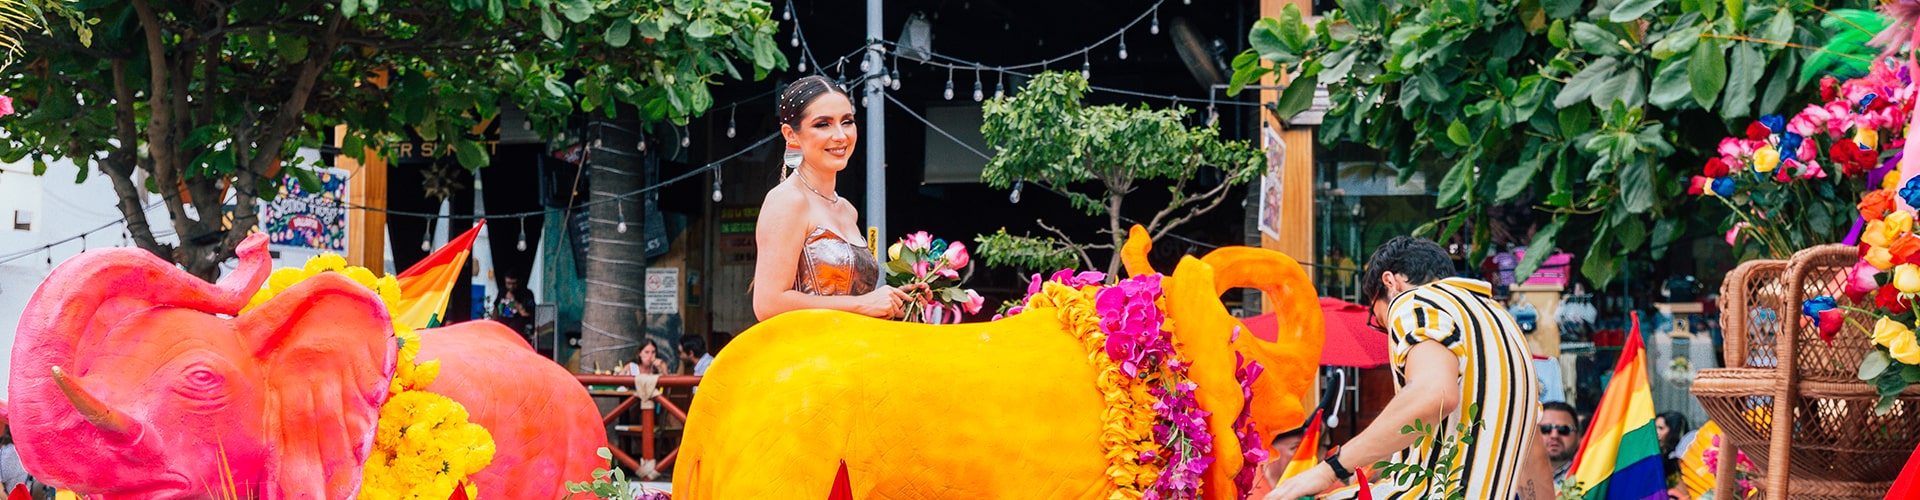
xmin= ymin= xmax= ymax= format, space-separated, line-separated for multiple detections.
xmin=51 ymin=366 xmax=138 ymax=436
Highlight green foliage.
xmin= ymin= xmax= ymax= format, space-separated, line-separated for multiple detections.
xmin=563 ymin=447 xmax=657 ymax=500
xmin=972 ymin=227 xmax=1088 ymax=274
xmin=1370 ymin=404 xmax=1482 ymax=500
xmin=979 ymin=71 xmax=1264 ymax=274
xmin=0 ymin=0 xmax=783 ymax=277
xmin=1231 ymin=0 xmax=1869 ymax=285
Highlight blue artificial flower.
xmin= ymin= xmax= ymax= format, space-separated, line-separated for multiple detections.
xmin=1905 ymin=176 xmax=1920 ymax=208
xmin=1802 ymin=296 xmax=1838 ymax=319
xmin=1712 ymin=177 xmax=1736 ymax=197
xmin=1779 ymin=132 xmax=1804 ymax=160
xmin=1759 ymin=114 xmax=1786 ymax=133
xmin=1861 ymin=93 xmax=1879 ymax=110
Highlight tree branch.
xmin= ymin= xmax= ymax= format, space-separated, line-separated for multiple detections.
xmin=106 ymin=60 xmax=170 ymax=260
xmin=1151 ymin=175 xmax=1239 ymax=242
xmin=1036 ymin=219 xmax=1096 ymax=272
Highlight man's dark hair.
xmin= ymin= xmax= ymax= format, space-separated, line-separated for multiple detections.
xmin=679 ymin=334 xmax=708 ymax=358
xmin=1542 ymin=401 xmax=1578 ymax=425
xmin=1361 ymin=236 xmax=1455 ymax=304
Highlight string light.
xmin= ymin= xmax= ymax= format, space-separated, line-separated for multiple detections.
xmin=972 ymin=68 xmax=984 ymax=102
xmin=943 ymin=67 xmax=955 ymax=100
xmin=727 ymin=107 xmax=737 ymax=138
xmin=1081 ymin=53 xmax=1090 ymax=80
xmin=1119 ymin=33 xmax=1129 ymax=60
xmin=421 ymin=223 xmax=433 ymax=252
xmin=995 ymin=71 xmax=1006 ymax=99
xmin=516 ymin=217 xmax=529 ymax=251
xmin=791 ymin=30 xmax=800 ymax=48
xmin=798 ymin=56 xmax=807 ymax=73
xmin=712 ymin=166 xmax=724 ymax=202
xmin=1151 ymin=8 xmax=1160 ymax=35
xmin=889 ymin=56 xmax=902 ymax=90
xmin=1010 ymin=181 xmax=1024 ymax=204
xmin=681 ymin=127 xmax=690 ymax=148
xmin=616 ymin=200 xmax=628 ymax=234
xmin=781 ymin=0 xmax=790 ymax=20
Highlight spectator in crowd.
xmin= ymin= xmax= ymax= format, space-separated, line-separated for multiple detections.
xmin=680 ymin=334 xmax=715 ymax=376
xmin=1539 ymin=402 xmax=1581 ymax=487
xmin=491 ymin=274 xmax=536 ymax=338
xmin=625 ymin=341 xmax=669 ymax=376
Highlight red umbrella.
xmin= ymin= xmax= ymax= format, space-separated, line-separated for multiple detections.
xmin=1243 ymin=297 xmax=1390 ymax=368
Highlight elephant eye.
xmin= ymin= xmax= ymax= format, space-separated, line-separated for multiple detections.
xmin=177 ymin=365 xmax=227 ymax=400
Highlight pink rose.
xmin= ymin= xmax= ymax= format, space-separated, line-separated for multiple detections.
xmin=902 ymin=231 xmax=933 ymax=251
xmin=1727 ymin=222 xmax=1752 ymax=246
xmin=943 ymin=241 xmax=969 ymax=269
xmin=0 ymin=95 xmax=15 ymax=117
xmin=962 ymin=289 xmax=985 ymax=314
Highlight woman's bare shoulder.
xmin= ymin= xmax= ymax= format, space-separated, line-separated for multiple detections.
xmin=759 ymin=182 xmax=810 ymax=219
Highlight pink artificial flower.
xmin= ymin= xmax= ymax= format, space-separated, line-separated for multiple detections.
xmin=1727 ymin=222 xmax=1752 ymax=246
xmin=0 ymin=95 xmax=15 ymax=118
xmin=1797 ymin=137 xmax=1819 ymax=164
xmin=943 ymin=241 xmax=970 ymax=269
xmin=1799 ymin=160 xmax=1827 ymax=180
xmin=1775 ymin=161 xmax=1794 ymax=182
xmin=902 ymin=231 xmax=933 ymax=251
xmin=1787 ymin=113 xmax=1819 ymax=137
xmin=1845 ymin=261 xmax=1881 ymax=301
xmin=1718 ymin=137 xmax=1757 ymax=161
xmin=912 ymin=260 xmax=930 ymax=278
xmin=962 ymin=289 xmax=984 ymax=314
xmin=934 ymin=268 xmax=960 ymax=280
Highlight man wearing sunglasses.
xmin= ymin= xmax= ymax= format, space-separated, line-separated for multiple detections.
xmin=1539 ymin=402 xmax=1581 ymax=487
xmin=1268 ymin=237 xmax=1554 ymax=500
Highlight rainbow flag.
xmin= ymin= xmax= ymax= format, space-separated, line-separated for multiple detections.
xmin=1569 ymin=312 xmax=1665 ymax=500
xmin=391 ymin=221 xmax=484 ymax=329
xmin=1280 ymin=408 xmax=1324 ymax=481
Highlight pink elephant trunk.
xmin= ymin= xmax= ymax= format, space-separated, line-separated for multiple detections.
xmin=8 ymin=235 xmax=270 ymax=489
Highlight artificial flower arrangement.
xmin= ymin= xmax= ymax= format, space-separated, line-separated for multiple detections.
xmin=1000 ymin=269 xmax=1267 ymax=499
xmin=1694 ymin=59 xmax=1914 ymax=259
xmin=884 ymin=231 xmax=986 ymax=323
xmin=244 ymin=254 xmax=494 ymax=499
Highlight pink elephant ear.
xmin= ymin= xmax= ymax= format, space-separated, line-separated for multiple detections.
xmin=235 ymin=272 xmax=397 ymax=499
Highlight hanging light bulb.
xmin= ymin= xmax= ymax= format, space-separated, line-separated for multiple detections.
xmin=781 ymin=1 xmax=790 ymax=20
xmin=712 ymin=177 xmax=724 ymax=203
xmin=1010 ymin=181 xmax=1024 ymax=204
xmin=1119 ymin=35 xmax=1129 ymax=60
xmin=889 ymin=59 xmax=901 ymax=90
xmin=681 ymin=128 xmax=690 ymax=147
xmin=516 ymin=217 xmax=529 ymax=251
xmin=616 ymin=202 xmax=629 ymax=234
xmin=995 ymin=76 xmax=1005 ymax=99
xmin=791 ymin=32 xmax=800 ymax=48
xmin=1151 ymin=9 xmax=1160 ymax=35
xmin=798 ymin=58 xmax=807 ymax=72
xmin=421 ymin=224 xmax=433 ymax=252
xmin=1081 ymin=55 xmax=1091 ymax=80
xmin=972 ymin=69 xmax=984 ymax=102
xmin=940 ymin=67 xmax=956 ymax=100
xmin=727 ymin=110 xmax=737 ymax=138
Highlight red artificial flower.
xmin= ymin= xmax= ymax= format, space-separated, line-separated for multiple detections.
xmin=1821 ymin=76 xmax=1839 ymax=102
xmin=1704 ymin=157 xmax=1730 ymax=177
xmin=1863 ymin=189 xmax=1899 ymax=222
xmin=1892 ymin=235 xmax=1920 ymax=263
xmin=1833 ymin=139 xmax=1874 ymax=176
xmin=1746 ymin=121 xmax=1771 ymax=141
xmin=1880 ymin=283 xmax=1913 ymax=315
xmin=1817 ymin=308 xmax=1845 ymax=345
xmin=1689 ymin=176 xmax=1711 ymax=195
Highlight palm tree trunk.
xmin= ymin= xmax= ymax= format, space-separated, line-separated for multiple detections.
xmin=579 ymin=120 xmax=648 ymax=372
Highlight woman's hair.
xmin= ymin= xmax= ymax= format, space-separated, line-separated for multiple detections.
xmin=776 ymin=75 xmax=850 ymax=127
xmin=632 ymin=342 xmax=656 ymax=364
xmin=1657 ymin=411 xmax=1690 ymax=451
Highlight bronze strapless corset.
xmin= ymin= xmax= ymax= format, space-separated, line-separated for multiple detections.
xmin=794 ymin=227 xmax=881 ymax=296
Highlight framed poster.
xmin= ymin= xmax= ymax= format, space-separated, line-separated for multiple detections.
xmin=262 ymin=167 xmax=350 ymax=252
xmin=1259 ymin=127 xmax=1286 ymax=240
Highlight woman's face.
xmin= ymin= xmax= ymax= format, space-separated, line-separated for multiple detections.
xmin=781 ymin=92 xmax=858 ymax=173
xmin=1655 ymin=418 xmax=1670 ymax=443
xmin=640 ymin=343 xmax=657 ymax=361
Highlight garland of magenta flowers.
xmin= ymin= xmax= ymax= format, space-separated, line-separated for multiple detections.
xmin=1004 ymin=270 xmax=1265 ymax=499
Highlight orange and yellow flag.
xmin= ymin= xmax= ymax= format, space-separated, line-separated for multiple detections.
xmin=1280 ymin=408 xmax=1325 ymax=482
xmin=391 ymin=221 xmax=484 ymax=329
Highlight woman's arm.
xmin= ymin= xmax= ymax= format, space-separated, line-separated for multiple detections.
xmin=752 ymin=188 xmax=890 ymax=320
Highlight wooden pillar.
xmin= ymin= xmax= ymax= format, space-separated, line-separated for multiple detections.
xmin=340 ymin=124 xmax=388 ymax=273
xmin=1258 ymin=0 xmax=1319 ymax=281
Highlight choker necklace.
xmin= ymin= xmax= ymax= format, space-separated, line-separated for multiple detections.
xmin=794 ymin=170 xmax=839 ymax=204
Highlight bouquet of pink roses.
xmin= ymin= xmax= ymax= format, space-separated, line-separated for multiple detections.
xmin=884 ymin=231 xmax=985 ymax=324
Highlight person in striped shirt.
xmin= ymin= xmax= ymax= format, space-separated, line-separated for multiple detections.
xmin=1267 ymin=237 xmax=1555 ymax=500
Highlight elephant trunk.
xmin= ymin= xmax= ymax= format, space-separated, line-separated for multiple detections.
xmin=9 ymin=235 xmax=270 ymax=489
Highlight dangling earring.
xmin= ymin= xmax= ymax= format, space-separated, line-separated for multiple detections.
xmin=782 ymin=141 xmax=802 ymax=180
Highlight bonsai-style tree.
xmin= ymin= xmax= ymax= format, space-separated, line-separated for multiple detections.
xmin=977 ymin=71 xmax=1264 ymax=275
xmin=0 ymin=0 xmax=784 ymax=281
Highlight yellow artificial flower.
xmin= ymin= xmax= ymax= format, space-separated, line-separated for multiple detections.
xmin=1858 ymin=128 xmax=1881 ymax=150
xmin=1872 ymin=318 xmax=1920 ymax=364
xmin=1866 ymin=220 xmax=1893 ymax=248
xmin=1890 ymin=211 xmax=1916 ymax=238
xmin=1870 ymin=246 xmax=1898 ymax=270
xmin=1753 ymin=145 xmax=1781 ymax=173
xmin=267 ymin=268 xmax=307 ymax=293
xmin=1900 ymin=264 xmax=1920 ymax=295
xmin=303 ymin=253 xmax=348 ymax=275
xmin=342 ymin=266 xmax=379 ymax=291
xmin=377 ymin=275 xmax=402 ymax=305
xmin=888 ymin=242 xmax=904 ymax=261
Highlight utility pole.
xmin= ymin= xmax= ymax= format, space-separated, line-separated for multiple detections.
xmin=864 ymin=0 xmax=887 ymax=245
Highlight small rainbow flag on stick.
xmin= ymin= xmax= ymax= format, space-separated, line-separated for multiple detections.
xmin=1279 ymin=408 xmax=1325 ymax=482
xmin=391 ymin=221 xmax=484 ymax=329
xmin=1569 ymin=311 xmax=1665 ymax=500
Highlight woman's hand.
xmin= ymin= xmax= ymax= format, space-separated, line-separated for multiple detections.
xmin=850 ymin=285 xmax=913 ymax=319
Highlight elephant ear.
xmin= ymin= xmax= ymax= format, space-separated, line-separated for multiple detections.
xmin=235 ymin=273 xmax=397 ymax=499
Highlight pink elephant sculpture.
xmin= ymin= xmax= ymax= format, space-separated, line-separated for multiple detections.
xmin=7 ymin=234 xmax=605 ymax=499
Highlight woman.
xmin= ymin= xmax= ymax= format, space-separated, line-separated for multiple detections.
xmin=752 ymin=75 xmax=913 ymax=321
xmin=1656 ymin=411 xmax=1691 ymax=458
xmin=624 ymin=341 xmax=669 ymax=376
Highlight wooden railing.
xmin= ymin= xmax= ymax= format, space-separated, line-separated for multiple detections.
xmin=576 ymin=374 xmax=701 ymax=477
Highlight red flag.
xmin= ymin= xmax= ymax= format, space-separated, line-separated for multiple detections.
xmin=9 ymin=485 xmax=28 ymax=500
xmin=447 ymin=482 xmax=469 ymax=500
xmin=1355 ymin=468 xmax=1373 ymax=500
xmin=828 ymin=460 xmax=854 ymax=500
xmin=1889 ymin=441 xmax=1920 ymax=499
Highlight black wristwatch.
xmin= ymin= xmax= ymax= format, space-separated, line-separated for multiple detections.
xmin=1324 ymin=451 xmax=1355 ymax=483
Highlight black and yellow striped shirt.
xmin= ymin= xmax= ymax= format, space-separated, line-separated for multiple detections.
xmin=1329 ymin=277 xmax=1541 ymax=500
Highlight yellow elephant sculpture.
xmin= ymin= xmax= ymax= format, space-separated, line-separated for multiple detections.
xmin=673 ymin=227 xmax=1324 ymax=499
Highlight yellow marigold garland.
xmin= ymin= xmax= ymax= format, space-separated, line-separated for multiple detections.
xmin=1025 ymin=281 xmax=1167 ymax=499
xmin=243 ymin=254 xmax=492 ymax=500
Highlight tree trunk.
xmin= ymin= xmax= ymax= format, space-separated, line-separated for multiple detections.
xmin=579 ymin=120 xmax=648 ymax=372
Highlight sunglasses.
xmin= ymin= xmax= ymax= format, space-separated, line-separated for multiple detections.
xmin=1366 ymin=312 xmax=1389 ymax=335
xmin=1540 ymin=425 xmax=1575 ymax=436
